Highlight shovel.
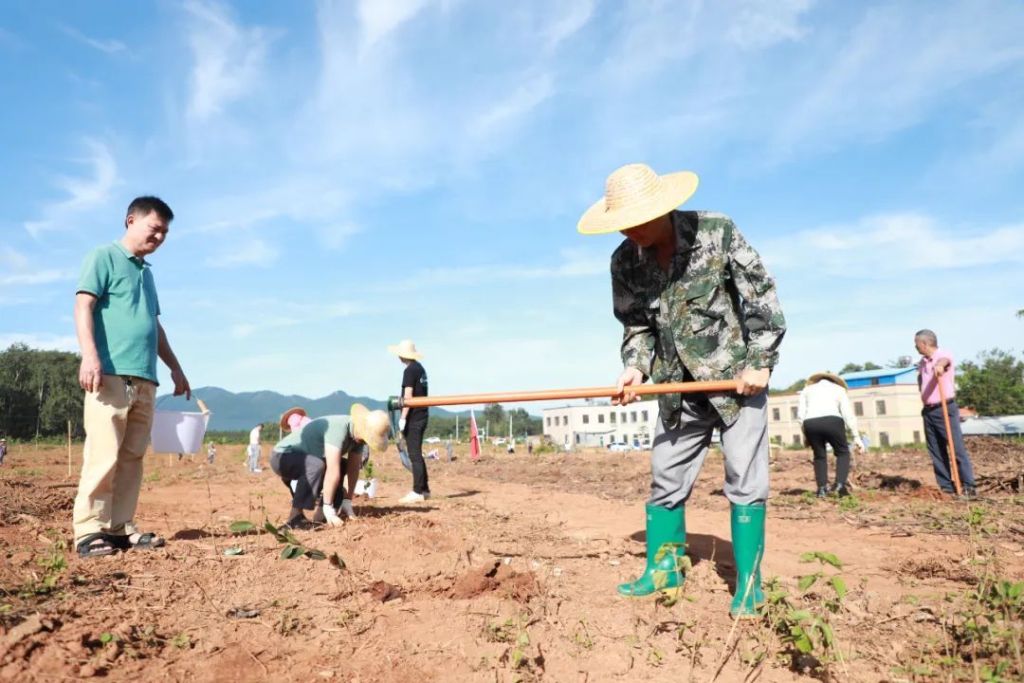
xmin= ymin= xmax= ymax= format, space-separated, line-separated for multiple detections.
xmin=936 ymin=380 xmax=963 ymax=496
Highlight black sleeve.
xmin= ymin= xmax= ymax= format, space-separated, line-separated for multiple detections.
xmin=402 ymin=364 xmax=420 ymax=389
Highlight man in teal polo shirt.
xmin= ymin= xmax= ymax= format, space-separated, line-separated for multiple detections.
xmin=72 ymin=196 xmax=191 ymax=558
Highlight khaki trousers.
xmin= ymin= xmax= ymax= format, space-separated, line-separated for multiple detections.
xmin=73 ymin=375 xmax=156 ymax=542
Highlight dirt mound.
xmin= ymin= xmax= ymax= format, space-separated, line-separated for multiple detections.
xmin=966 ymin=436 xmax=1024 ymax=462
xmin=855 ymin=471 xmax=922 ymax=492
xmin=367 ymin=580 xmax=404 ymax=603
xmin=893 ymin=556 xmax=978 ymax=583
xmin=449 ymin=561 xmax=540 ymax=602
xmin=0 ymin=480 xmax=74 ymax=524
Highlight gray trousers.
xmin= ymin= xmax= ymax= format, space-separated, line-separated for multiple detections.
xmin=247 ymin=444 xmax=261 ymax=472
xmin=650 ymin=392 xmax=770 ymax=508
xmin=270 ymin=449 xmax=325 ymax=511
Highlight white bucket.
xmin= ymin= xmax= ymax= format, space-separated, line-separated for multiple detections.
xmin=354 ymin=478 xmax=378 ymax=498
xmin=151 ymin=410 xmax=210 ymax=454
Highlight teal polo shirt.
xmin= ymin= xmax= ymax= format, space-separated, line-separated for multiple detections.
xmin=273 ymin=416 xmax=366 ymax=460
xmin=77 ymin=241 xmax=161 ymax=383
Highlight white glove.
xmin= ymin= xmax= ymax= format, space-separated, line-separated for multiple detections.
xmin=340 ymin=499 xmax=356 ymax=519
xmin=398 ymin=417 xmax=407 ymax=432
xmin=854 ymin=437 xmax=866 ymax=453
xmin=322 ymin=503 xmax=343 ymax=527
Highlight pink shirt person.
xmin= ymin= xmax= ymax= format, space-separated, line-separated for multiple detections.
xmin=918 ymin=347 xmax=955 ymax=405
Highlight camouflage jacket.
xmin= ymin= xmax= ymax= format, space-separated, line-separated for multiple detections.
xmin=611 ymin=211 xmax=786 ymax=426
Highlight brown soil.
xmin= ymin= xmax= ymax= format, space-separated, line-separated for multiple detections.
xmin=1 ymin=436 xmax=1022 ymax=681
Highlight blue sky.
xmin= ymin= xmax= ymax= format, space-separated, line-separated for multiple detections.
xmin=1 ymin=0 xmax=1023 ymax=408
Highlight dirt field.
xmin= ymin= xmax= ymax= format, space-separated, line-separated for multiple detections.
xmin=2 ymin=437 xmax=1022 ymax=682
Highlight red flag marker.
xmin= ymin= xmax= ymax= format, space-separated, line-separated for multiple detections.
xmin=469 ymin=410 xmax=481 ymax=462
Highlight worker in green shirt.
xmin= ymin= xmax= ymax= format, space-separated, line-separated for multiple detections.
xmin=270 ymin=404 xmax=390 ymax=528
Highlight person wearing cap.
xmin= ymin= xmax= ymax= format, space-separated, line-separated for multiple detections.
xmin=797 ymin=372 xmax=865 ymax=498
xmin=914 ymin=329 xmax=977 ymax=498
xmin=269 ymin=404 xmax=390 ymax=528
xmin=578 ymin=163 xmax=786 ymax=618
xmin=388 ymin=340 xmax=431 ymax=504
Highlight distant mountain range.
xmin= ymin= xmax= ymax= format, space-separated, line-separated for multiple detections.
xmin=156 ymin=387 xmax=468 ymax=431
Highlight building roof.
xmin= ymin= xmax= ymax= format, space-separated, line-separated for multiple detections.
xmin=840 ymin=367 xmax=917 ymax=382
xmin=542 ymin=399 xmax=658 ymax=414
xmin=961 ymin=415 xmax=1024 ymax=436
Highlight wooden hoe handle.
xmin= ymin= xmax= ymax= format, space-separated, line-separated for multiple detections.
xmin=391 ymin=380 xmax=740 ymax=409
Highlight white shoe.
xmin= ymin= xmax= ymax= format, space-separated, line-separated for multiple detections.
xmin=398 ymin=491 xmax=425 ymax=504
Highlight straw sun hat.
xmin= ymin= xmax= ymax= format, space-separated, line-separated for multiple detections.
xmin=577 ymin=163 xmax=700 ymax=235
xmin=807 ymin=372 xmax=848 ymax=390
xmin=279 ymin=406 xmax=308 ymax=432
xmin=350 ymin=403 xmax=390 ymax=452
xmin=387 ymin=339 xmax=422 ymax=360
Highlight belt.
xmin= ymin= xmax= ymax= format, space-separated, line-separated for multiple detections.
xmin=119 ymin=375 xmax=155 ymax=386
xmin=923 ymin=398 xmax=955 ymax=409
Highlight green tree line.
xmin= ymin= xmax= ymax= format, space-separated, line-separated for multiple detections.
xmin=423 ymin=404 xmax=542 ymax=441
xmin=770 ymin=348 xmax=1024 ymax=416
xmin=0 ymin=344 xmax=84 ymax=440
xmin=4 ymin=342 xmax=1021 ymax=441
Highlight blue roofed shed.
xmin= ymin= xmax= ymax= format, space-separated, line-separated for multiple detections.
xmin=841 ymin=367 xmax=917 ymax=389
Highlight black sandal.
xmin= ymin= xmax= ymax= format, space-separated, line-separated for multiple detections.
xmin=281 ymin=516 xmax=314 ymax=531
xmin=76 ymin=533 xmax=119 ymax=558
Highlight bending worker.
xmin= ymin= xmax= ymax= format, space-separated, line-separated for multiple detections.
xmin=578 ymin=163 xmax=786 ymax=617
xmin=798 ymin=372 xmax=865 ymax=498
xmin=270 ymin=404 xmax=390 ymax=528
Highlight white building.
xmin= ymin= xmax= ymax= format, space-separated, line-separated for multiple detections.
xmin=542 ymin=400 xmax=659 ymax=449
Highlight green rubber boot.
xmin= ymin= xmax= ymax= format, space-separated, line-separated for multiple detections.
xmin=617 ymin=504 xmax=686 ymax=598
xmin=730 ymin=503 xmax=766 ymax=618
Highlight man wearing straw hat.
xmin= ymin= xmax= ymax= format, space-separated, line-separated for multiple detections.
xmin=578 ymin=164 xmax=786 ymax=617
xmin=388 ymin=340 xmax=431 ymax=504
xmin=72 ymin=196 xmax=191 ymax=559
xmin=269 ymin=404 xmax=390 ymax=528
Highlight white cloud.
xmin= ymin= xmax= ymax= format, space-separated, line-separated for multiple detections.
xmin=24 ymin=139 xmax=119 ymax=237
xmin=316 ymin=224 xmax=362 ymax=251
xmin=770 ymin=1 xmax=1024 ymax=159
xmin=0 ymin=333 xmax=78 ymax=353
xmin=469 ymin=73 xmax=555 ymax=141
xmin=0 ymin=247 xmax=29 ymax=271
xmin=0 ymin=269 xmax=75 ymax=286
xmin=763 ymin=213 xmax=1024 ymax=275
xmin=208 ymin=238 xmax=278 ymax=268
xmin=727 ymin=0 xmax=814 ymax=50
xmin=381 ymin=247 xmax=607 ymax=291
xmin=58 ymin=24 xmax=127 ymax=54
xmin=226 ymin=298 xmax=356 ymax=338
xmin=541 ymin=0 xmax=595 ymax=51
xmin=356 ymin=0 xmax=433 ymax=54
xmin=184 ymin=0 xmax=270 ymax=123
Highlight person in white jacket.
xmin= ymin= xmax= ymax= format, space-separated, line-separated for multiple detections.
xmin=798 ymin=372 xmax=865 ymax=497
